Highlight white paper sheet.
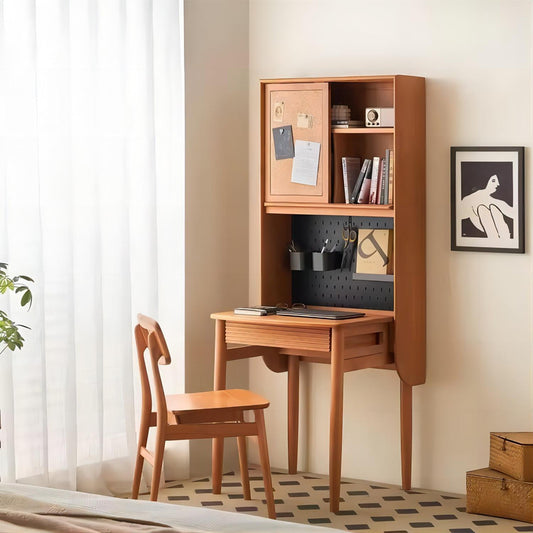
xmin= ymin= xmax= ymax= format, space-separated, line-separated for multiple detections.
xmin=291 ymin=140 xmax=320 ymax=186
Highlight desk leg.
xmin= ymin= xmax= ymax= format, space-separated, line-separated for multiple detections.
xmin=400 ymin=380 xmax=412 ymax=491
xmin=329 ymin=328 xmax=344 ymax=513
xmin=212 ymin=319 xmax=227 ymax=494
xmin=288 ymin=356 xmax=299 ymax=475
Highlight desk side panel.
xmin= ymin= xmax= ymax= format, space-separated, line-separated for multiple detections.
xmin=393 ymin=75 xmax=426 ymax=386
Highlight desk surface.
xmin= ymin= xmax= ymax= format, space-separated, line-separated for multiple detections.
xmin=211 ymin=309 xmax=394 ymax=329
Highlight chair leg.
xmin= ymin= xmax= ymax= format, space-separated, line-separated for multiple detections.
xmin=132 ymin=418 xmax=150 ymax=499
xmin=237 ymin=436 xmax=251 ymax=500
xmin=150 ymin=429 xmax=165 ymax=501
xmin=212 ymin=437 xmax=224 ymax=494
xmin=254 ymin=409 xmax=276 ymax=519
xmin=132 ymin=452 xmax=145 ymax=500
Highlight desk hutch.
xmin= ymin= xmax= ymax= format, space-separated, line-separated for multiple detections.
xmin=212 ymin=75 xmax=425 ymax=513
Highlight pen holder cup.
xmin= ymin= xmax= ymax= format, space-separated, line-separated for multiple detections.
xmin=289 ymin=251 xmax=311 ymax=271
xmin=312 ymin=252 xmax=342 ymax=271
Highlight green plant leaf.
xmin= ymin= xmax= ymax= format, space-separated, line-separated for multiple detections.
xmin=20 ymin=290 xmax=32 ymax=308
xmin=0 ymin=263 xmax=34 ymax=354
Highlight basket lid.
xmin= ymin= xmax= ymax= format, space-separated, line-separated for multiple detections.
xmin=491 ymin=432 xmax=533 ymax=446
xmin=467 ymin=467 xmax=533 ymax=485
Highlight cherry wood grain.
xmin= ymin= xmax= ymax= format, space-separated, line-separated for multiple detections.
xmin=400 ymin=381 xmax=413 ymax=490
xmin=288 ymin=356 xmax=300 ymax=475
xmin=329 ymin=327 xmax=344 ymax=513
xmin=132 ymin=315 xmax=276 ymax=519
xmin=225 ymin=73 xmax=426 ymax=512
xmin=211 ymin=311 xmax=394 ymax=513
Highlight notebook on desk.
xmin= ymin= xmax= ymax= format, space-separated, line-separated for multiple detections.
xmin=276 ymin=308 xmax=365 ymax=320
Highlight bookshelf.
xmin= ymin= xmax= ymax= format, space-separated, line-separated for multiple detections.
xmin=259 ymin=74 xmax=426 ymax=387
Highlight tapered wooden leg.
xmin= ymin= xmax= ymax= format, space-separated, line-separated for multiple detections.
xmin=150 ymin=429 xmax=165 ymax=501
xmin=255 ymin=409 xmax=276 ymax=519
xmin=329 ymin=327 xmax=344 ymax=513
xmin=400 ymin=380 xmax=412 ymax=491
xmin=212 ymin=319 xmax=227 ymax=494
xmin=288 ymin=356 xmax=299 ymax=475
xmin=212 ymin=437 xmax=224 ymax=494
xmin=131 ymin=415 xmax=150 ymax=499
xmin=237 ymin=436 xmax=251 ymax=500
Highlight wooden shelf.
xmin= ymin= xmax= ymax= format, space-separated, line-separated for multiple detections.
xmin=332 ymin=127 xmax=394 ymax=134
xmin=260 ymin=75 xmax=426 ymax=387
xmin=264 ymin=202 xmax=394 ymax=217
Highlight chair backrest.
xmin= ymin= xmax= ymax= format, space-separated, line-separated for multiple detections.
xmin=135 ymin=314 xmax=172 ymax=423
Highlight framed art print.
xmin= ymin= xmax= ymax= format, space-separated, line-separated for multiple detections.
xmin=451 ymin=146 xmax=524 ymax=253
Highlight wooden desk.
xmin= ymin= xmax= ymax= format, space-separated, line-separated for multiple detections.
xmin=210 ymin=310 xmax=413 ymax=513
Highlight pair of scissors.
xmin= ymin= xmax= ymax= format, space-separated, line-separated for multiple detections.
xmin=341 ymin=221 xmax=357 ymax=271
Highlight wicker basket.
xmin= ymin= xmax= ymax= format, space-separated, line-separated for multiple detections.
xmin=490 ymin=432 xmax=533 ymax=481
xmin=466 ymin=468 xmax=533 ymax=523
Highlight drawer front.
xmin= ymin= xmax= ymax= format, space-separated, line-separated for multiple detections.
xmin=226 ymin=322 xmax=330 ymax=352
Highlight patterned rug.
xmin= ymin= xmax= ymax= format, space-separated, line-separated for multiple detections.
xmin=139 ymin=468 xmax=532 ymax=532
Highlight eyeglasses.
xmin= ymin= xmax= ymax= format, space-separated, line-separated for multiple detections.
xmin=276 ymin=302 xmax=306 ymax=310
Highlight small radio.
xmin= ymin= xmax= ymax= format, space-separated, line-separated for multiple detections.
xmin=365 ymin=107 xmax=394 ymax=127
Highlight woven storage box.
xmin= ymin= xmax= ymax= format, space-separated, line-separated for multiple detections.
xmin=490 ymin=432 xmax=533 ymax=481
xmin=466 ymin=468 xmax=533 ymax=523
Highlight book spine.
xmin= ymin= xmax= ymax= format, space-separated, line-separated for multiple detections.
xmin=342 ymin=157 xmax=350 ymax=204
xmin=373 ymin=161 xmax=380 ymax=205
xmin=356 ymin=160 xmax=373 ymax=204
xmin=388 ymin=150 xmax=394 ymax=204
xmin=379 ymin=156 xmax=387 ymax=204
xmin=350 ymin=158 xmax=370 ymax=203
xmin=368 ymin=156 xmax=381 ymax=204
xmin=383 ymin=149 xmax=391 ymax=205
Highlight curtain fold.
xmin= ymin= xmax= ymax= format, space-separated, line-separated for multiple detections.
xmin=0 ymin=0 xmax=184 ymax=495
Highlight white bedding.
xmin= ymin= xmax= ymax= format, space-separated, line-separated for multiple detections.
xmin=0 ymin=483 xmax=341 ymax=532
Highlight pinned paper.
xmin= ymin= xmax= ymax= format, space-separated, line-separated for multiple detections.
xmin=291 ymin=140 xmax=320 ymax=186
xmin=273 ymin=101 xmax=284 ymax=122
xmin=296 ymin=113 xmax=313 ymax=129
xmin=272 ymin=125 xmax=294 ymax=160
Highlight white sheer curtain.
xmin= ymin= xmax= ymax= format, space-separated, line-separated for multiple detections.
xmin=0 ymin=0 xmax=184 ymax=495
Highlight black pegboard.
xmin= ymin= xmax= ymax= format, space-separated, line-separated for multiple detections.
xmin=291 ymin=215 xmax=394 ymax=311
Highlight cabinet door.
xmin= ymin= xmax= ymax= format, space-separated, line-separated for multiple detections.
xmin=265 ymin=83 xmax=329 ymax=203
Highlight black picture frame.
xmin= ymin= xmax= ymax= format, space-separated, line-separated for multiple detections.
xmin=451 ymin=146 xmax=524 ymax=253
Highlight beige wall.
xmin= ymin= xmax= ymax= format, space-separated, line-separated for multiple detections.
xmin=184 ymin=0 xmax=250 ymax=476
xmin=248 ymin=0 xmax=533 ymax=494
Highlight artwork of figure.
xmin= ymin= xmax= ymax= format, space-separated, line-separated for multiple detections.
xmin=458 ymin=174 xmax=513 ymax=240
xmin=458 ymin=161 xmax=514 ymax=240
xmin=452 ymin=147 xmax=523 ymax=253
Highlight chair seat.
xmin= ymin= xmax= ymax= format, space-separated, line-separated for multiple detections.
xmin=166 ymin=388 xmax=269 ymax=415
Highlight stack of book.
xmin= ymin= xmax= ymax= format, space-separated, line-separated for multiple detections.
xmin=332 ymin=119 xmax=364 ymax=129
xmin=343 ymin=149 xmax=394 ymax=205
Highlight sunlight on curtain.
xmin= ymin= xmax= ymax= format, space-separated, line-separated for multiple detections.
xmin=0 ymin=0 xmax=185 ymax=495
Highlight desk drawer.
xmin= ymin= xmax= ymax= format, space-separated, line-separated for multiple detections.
xmin=226 ymin=322 xmax=330 ymax=352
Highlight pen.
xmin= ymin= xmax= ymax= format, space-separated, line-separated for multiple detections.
xmin=320 ymin=239 xmax=330 ymax=253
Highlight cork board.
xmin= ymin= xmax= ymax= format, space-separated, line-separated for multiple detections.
xmin=265 ymin=82 xmax=329 ymax=203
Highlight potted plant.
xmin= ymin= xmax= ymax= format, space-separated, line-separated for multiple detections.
xmin=0 ymin=262 xmax=33 ymax=354
xmin=0 ymin=262 xmax=33 ymax=476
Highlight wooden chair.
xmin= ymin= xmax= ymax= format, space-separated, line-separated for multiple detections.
xmin=131 ymin=314 xmax=276 ymax=519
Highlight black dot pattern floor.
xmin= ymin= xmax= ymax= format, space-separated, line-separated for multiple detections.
xmin=139 ymin=468 xmax=532 ymax=532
